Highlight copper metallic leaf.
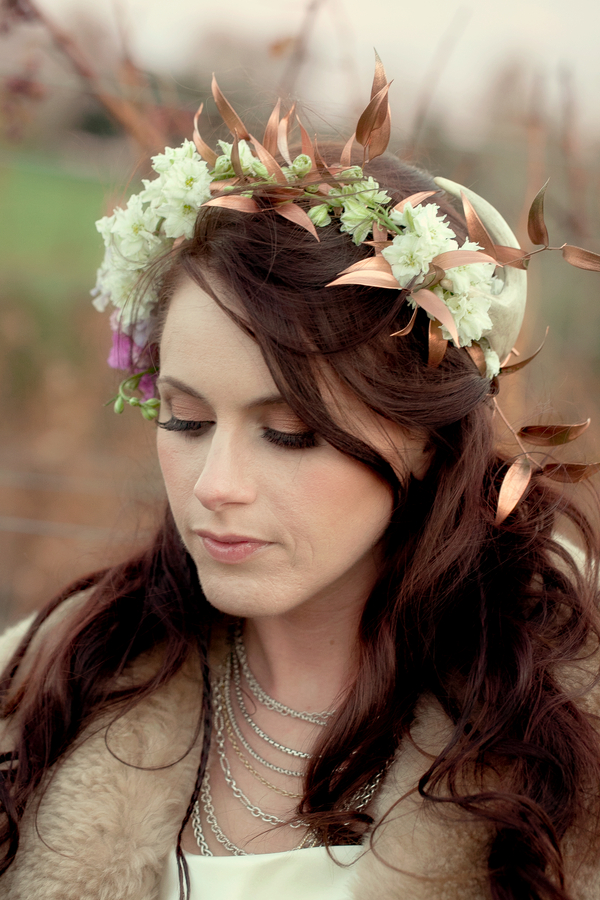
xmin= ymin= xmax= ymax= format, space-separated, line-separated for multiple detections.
xmin=466 ymin=343 xmax=487 ymax=376
xmin=296 ymin=115 xmax=316 ymax=166
xmin=193 ymin=103 xmax=218 ymax=166
xmin=277 ymin=103 xmax=296 ymax=166
xmin=262 ymin=98 xmax=281 ymax=157
xmin=498 ymin=329 xmax=548 ymax=376
xmin=495 ymin=457 xmax=533 ymax=526
xmin=431 ymin=249 xmax=497 ymax=270
xmin=427 ymin=319 xmax=448 ymax=368
xmin=461 ymin=192 xmax=496 ymax=258
xmin=561 ymin=244 xmax=600 ymax=272
xmin=275 ymin=202 xmax=319 ymax=240
xmin=355 ymin=82 xmax=391 ymax=149
xmin=366 ymin=108 xmax=391 ymax=162
xmin=337 ymin=256 xmax=395 ymax=277
xmin=390 ymin=306 xmax=418 ymax=337
xmin=327 ymin=270 xmax=400 ymax=289
xmin=248 ymin=134 xmax=287 ymax=184
xmin=203 ymin=196 xmax=260 ymax=213
xmin=211 ymin=74 xmax=250 ymax=140
xmin=393 ymin=191 xmax=439 ymax=214
xmin=259 ymin=185 xmax=304 ymax=202
xmin=541 ymin=462 xmax=600 ymax=484
xmin=420 ymin=264 xmax=445 ymax=289
xmin=209 ymin=177 xmax=237 ymax=193
xmin=371 ymin=50 xmax=388 ymax=98
xmin=527 ymin=179 xmax=550 ymax=246
xmin=372 ymin=222 xmax=388 ymax=253
xmin=518 ymin=419 xmax=591 ymax=446
xmin=411 ymin=288 xmax=459 ymax=346
xmin=364 ymin=240 xmax=394 ymax=251
xmin=363 ymin=51 xmax=391 ymax=160
xmin=491 ymin=245 xmax=529 ymax=270
xmin=317 ymin=182 xmax=334 ymax=196
xmin=340 ymin=132 xmax=355 ymax=168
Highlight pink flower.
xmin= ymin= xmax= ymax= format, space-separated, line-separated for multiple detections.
xmin=107 ymin=331 xmax=136 ymax=370
xmin=138 ymin=373 xmax=156 ymax=401
xmin=108 ymin=330 xmax=152 ymax=372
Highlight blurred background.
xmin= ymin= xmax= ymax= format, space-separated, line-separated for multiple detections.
xmin=1 ymin=0 xmax=599 ymax=627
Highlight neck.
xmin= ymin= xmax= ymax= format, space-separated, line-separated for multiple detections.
xmin=242 ymin=599 xmax=362 ymax=716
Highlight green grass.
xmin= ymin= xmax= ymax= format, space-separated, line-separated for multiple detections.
xmin=0 ymin=157 xmax=109 ymax=306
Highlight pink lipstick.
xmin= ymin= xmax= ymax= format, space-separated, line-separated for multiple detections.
xmin=195 ymin=531 xmax=271 ymax=563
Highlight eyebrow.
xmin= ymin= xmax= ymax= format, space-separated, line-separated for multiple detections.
xmin=156 ymin=376 xmax=287 ymax=411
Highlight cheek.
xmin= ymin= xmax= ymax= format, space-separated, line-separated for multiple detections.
xmin=290 ymin=457 xmax=393 ymax=546
xmin=156 ymin=434 xmax=196 ymax=501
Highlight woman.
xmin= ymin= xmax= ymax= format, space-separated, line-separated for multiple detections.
xmin=1 ymin=62 xmax=600 ymax=900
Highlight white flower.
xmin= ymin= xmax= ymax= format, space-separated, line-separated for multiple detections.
xmin=107 ymin=194 xmax=161 ymax=263
xmin=483 ymin=346 xmax=500 ymax=378
xmin=148 ymin=156 xmax=212 ymax=239
xmin=155 ymin=201 xmax=198 ymax=240
xmin=139 ymin=173 xmax=166 ymax=208
xmin=390 ymin=201 xmax=456 ymax=258
xmin=92 ymin=258 xmax=141 ymax=318
xmin=331 ymin=176 xmax=389 ymax=207
xmin=308 ymin=204 xmax=332 ymax=227
xmin=157 ymin=155 xmax=211 ymax=204
xmin=285 ymin=154 xmax=313 ymax=179
xmin=151 ymin=140 xmax=198 ymax=174
xmin=336 ymin=165 xmax=363 ymax=180
xmin=339 ymin=197 xmax=374 ymax=244
xmin=382 ymin=231 xmax=440 ymax=287
xmin=212 ymin=139 xmax=269 ymax=180
xmin=434 ymin=284 xmax=493 ymax=346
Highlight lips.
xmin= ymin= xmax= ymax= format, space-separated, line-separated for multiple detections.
xmin=194 ymin=530 xmax=272 ymax=563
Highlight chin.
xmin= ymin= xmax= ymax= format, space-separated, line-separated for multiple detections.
xmin=196 ymin=571 xmax=288 ymax=620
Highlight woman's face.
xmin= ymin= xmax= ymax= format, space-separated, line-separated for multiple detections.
xmin=156 ymin=277 xmax=424 ymax=622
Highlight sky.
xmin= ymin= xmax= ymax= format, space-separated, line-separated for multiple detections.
xmin=31 ymin=0 xmax=600 ymax=146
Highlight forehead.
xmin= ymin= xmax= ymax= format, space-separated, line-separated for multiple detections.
xmin=159 ymin=277 xmax=277 ymax=401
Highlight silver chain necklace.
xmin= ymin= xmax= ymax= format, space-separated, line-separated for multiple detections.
xmin=214 ymin=672 xmax=301 ymax=827
xmin=221 ymin=662 xmax=304 ymax=777
xmin=230 ymin=653 xmax=313 ymax=759
xmin=233 ymin=626 xmax=334 ymax=725
xmin=191 ymin=630 xmax=386 ymax=856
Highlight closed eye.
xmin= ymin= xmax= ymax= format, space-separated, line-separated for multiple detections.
xmin=157 ymin=416 xmax=212 ymax=434
xmin=157 ymin=417 xmax=318 ymax=449
xmin=263 ymin=428 xmax=318 ymax=449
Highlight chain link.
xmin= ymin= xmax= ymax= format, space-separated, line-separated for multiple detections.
xmin=191 ymin=632 xmax=387 ymax=857
xmin=234 ymin=625 xmax=334 ymax=725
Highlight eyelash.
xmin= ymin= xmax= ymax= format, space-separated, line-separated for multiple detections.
xmin=157 ymin=416 xmax=318 ymax=450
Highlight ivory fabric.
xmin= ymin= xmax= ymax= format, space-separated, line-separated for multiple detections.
xmin=0 ymin=597 xmax=599 ymax=900
xmin=157 ymin=846 xmax=363 ymax=900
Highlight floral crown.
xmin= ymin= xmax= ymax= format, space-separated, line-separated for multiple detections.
xmin=93 ymin=56 xmax=600 ymax=523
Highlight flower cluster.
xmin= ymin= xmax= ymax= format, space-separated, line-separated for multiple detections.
xmin=92 ymin=139 xmax=212 ymax=333
xmin=93 ymin=137 xmax=503 ymax=418
xmin=307 ymin=185 xmax=501 ymax=376
xmin=308 ymin=169 xmax=391 ymax=242
xmin=382 ymin=202 xmax=501 ymax=376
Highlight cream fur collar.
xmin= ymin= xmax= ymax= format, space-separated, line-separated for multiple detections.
xmin=0 ymin=613 xmax=598 ymax=900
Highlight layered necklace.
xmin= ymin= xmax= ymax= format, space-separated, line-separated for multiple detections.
xmin=191 ymin=626 xmax=383 ymax=856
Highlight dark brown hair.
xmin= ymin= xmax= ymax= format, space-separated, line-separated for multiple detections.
xmin=1 ymin=153 xmax=600 ymax=900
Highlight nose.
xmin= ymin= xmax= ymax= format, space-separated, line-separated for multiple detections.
xmin=193 ymin=428 xmax=256 ymax=511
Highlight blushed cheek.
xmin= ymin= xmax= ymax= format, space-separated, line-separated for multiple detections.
xmin=302 ymin=464 xmax=392 ymax=543
xmin=156 ymin=440 xmax=194 ymax=504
